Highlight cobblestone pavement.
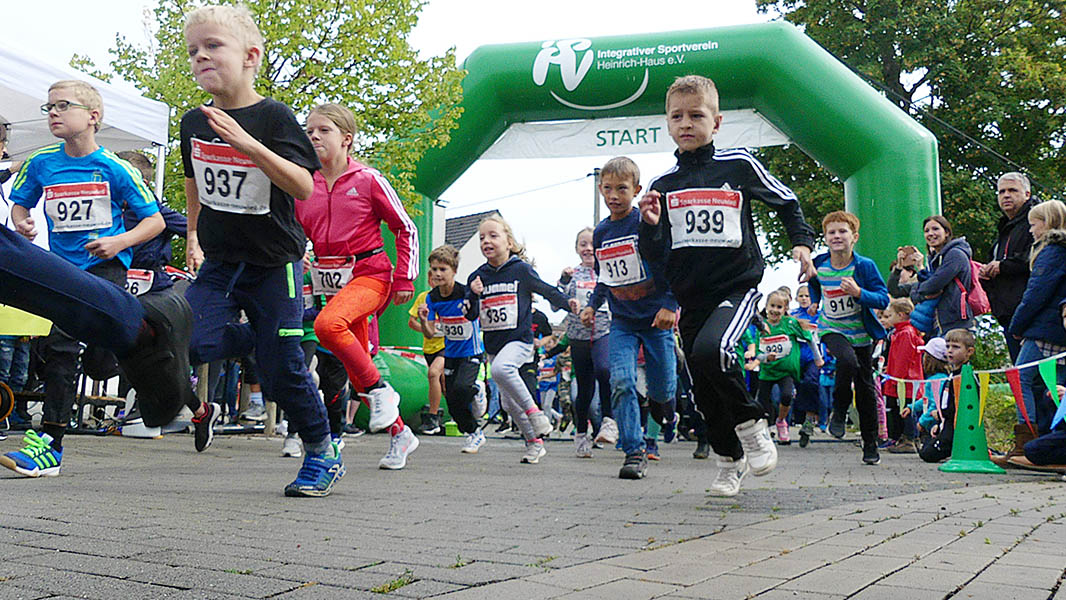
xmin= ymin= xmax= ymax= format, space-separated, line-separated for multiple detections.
xmin=0 ymin=430 xmax=1063 ymax=599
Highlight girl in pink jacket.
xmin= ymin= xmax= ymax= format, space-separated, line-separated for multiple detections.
xmin=297 ymin=103 xmax=420 ymax=470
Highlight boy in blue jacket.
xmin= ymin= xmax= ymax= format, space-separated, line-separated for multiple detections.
xmin=808 ymin=211 xmax=890 ymax=465
xmin=581 ymin=156 xmax=677 ymax=481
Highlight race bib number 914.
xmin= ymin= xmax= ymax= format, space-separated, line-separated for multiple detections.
xmin=823 ymin=287 xmax=860 ymax=319
xmin=190 ymin=139 xmax=271 ymax=215
xmin=667 ymin=188 xmax=743 ymax=249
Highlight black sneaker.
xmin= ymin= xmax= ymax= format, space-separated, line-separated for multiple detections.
xmin=419 ymin=410 xmax=441 ymax=435
xmin=192 ymin=402 xmax=221 ymax=452
xmin=828 ymin=412 xmax=847 ymax=439
xmin=693 ymin=440 xmax=711 ymax=459
xmin=619 ymin=451 xmax=648 ymax=479
xmin=862 ymin=442 xmax=881 ymax=465
xmin=117 ymin=291 xmax=196 ymax=428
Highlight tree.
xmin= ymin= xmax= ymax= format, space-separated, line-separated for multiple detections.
xmin=78 ymin=0 xmax=463 ymax=266
xmin=752 ymin=0 xmax=1065 ymax=266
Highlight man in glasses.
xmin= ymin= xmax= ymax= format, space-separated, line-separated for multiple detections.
xmin=1 ymin=80 xmax=195 ymax=478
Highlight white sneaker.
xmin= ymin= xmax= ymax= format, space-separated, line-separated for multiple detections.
xmin=281 ymin=433 xmax=302 ymax=457
xmin=735 ymin=419 xmax=778 ymax=476
xmin=708 ymin=455 xmax=749 ymax=497
xmin=379 ymin=425 xmax=419 ymax=470
xmin=575 ymin=432 xmax=593 ymax=458
xmin=471 ymin=381 xmax=487 ymax=418
xmin=461 ymin=429 xmax=486 ymax=454
xmin=595 ymin=417 xmax=618 ymax=445
xmin=362 ymin=382 xmax=400 ymax=432
xmin=521 ymin=439 xmax=546 ymax=464
xmin=528 ymin=410 xmax=554 ymax=437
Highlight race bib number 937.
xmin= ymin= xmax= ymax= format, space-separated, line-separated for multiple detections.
xmin=191 ymin=139 xmax=271 ymax=215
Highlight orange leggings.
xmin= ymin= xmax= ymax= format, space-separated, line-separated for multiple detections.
xmin=314 ymin=276 xmax=390 ymax=393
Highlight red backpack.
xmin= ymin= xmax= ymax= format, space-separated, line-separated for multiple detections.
xmin=954 ymin=260 xmax=991 ymax=318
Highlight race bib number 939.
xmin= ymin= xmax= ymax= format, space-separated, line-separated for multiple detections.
xmin=667 ymin=188 xmax=743 ymax=249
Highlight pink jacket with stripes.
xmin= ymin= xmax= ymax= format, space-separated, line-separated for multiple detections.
xmin=296 ymin=157 xmax=419 ymax=293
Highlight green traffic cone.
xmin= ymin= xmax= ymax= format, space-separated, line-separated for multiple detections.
xmin=939 ymin=364 xmax=1006 ymax=474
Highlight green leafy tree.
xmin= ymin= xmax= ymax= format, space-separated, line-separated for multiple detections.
xmin=77 ymin=0 xmax=463 ymax=266
xmin=753 ymin=0 xmax=1066 ymax=265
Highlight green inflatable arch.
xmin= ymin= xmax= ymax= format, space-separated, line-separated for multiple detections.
xmin=418 ymin=20 xmax=939 ymax=263
xmin=381 ymin=21 xmax=940 ymax=349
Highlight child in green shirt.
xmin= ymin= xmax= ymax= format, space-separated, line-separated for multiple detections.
xmin=752 ymin=289 xmax=822 ymax=445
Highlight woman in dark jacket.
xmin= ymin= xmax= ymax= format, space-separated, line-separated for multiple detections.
xmin=1009 ymin=200 xmax=1066 ymax=441
xmin=909 ymin=216 xmax=974 ymax=336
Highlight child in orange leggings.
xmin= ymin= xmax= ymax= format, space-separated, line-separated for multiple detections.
xmin=296 ymin=103 xmax=420 ymax=470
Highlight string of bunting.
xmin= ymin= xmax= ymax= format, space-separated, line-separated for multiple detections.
xmin=873 ymin=348 xmax=1066 ymax=432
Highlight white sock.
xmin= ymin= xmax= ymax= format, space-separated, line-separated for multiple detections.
xmin=249 ymin=391 xmax=264 ymax=407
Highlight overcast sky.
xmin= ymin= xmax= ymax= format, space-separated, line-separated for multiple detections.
xmin=4 ymin=0 xmax=811 ymax=322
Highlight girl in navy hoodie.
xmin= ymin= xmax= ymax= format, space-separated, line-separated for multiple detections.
xmin=469 ymin=215 xmax=573 ymax=464
xmin=1010 ymin=200 xmax=1066 ymax=438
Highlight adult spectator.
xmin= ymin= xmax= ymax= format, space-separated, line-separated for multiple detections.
xmin=910 ymin=216 xmax=975 ymax=336
xmin=979 ymin=172 xmax=1035 ymax=362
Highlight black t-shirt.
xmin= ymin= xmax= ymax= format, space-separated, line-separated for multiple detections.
xmin=180 ymin=98 xmax=320 ymax=266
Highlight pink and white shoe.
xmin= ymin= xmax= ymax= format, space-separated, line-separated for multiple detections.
xmin=775 ymin=419 xmax=791 ymax=445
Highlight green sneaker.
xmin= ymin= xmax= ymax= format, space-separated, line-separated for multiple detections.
xmin=0 ymin=430 xmax=63 ymax=477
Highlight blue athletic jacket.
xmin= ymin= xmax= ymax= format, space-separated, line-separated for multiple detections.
xmin=809 ymin=251 xmax=890 ymax=341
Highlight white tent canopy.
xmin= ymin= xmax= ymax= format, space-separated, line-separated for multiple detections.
xmin=0 ymin=45 xmax=170 ymax=161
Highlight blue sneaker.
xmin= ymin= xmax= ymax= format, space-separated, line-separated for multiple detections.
xmin=0 ymin=430 xmax=62 ymax=477
xmin=284 ymin=443 xmax=345 ymax=497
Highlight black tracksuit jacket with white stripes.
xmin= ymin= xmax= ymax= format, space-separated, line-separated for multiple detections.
xmin=639 ymin=143 xmax=816 ymax=311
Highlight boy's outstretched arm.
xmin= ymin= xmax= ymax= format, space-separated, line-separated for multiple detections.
xmin=200 ymin=106 xmax=313 ymax=200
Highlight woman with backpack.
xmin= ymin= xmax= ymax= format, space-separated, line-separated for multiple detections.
xmin=909 ymin=216 xmax=977 ymax=337
xmin=996 ymin=200 xmax=1066 ymax=467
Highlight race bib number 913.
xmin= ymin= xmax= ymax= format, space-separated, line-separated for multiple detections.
xmin=667 ymin=188 xmax=743 ymax=249
xmin=190 ymin=139 xmax=271 ymax=215
xmin=595 ymin=239 xmax=643 ymax=287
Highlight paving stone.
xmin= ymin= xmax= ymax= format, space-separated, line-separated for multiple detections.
xmin=730 ymin=557 xmax=827 ymax=580
xmin=434 ymin=579 xmax=572 ymax=599
xmin=551 ymin=577 xmax=677 ymax=599
xmin=525 ymin=562 xmax=640 ymax=590
xmin=875 ymin=565 xmax=973 ymax=592
xmin=671 ymin=573 xmax=785 ymax=598
xmin=971 ymin=564 xmax=1062 ymax=590
xmin=953 ymin=581 xmax=1055 ymax=600
xmin=849 ymin=584 xmax=951 ymax=600
xmin=636 ymin=560 xmax=734 ymax=586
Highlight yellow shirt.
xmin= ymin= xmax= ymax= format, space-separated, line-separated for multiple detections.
xmin=409 ymin=290 xmax=445 ymax=355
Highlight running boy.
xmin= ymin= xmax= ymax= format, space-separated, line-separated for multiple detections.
xmin=3 ymin=80 xmax=178 ymax=477
xmin=418 ymin=245 xmax=486 ymax=454
xmin=409 ymin=272 xmax=446 ymax=436
xmin=638 ymin=75 xmax=816 ymax=496
xmin=582 ymin=156 xmax=678 ymax=481
xmin=180 ymin=6 xmax=340 ymax=496
xmin=807 ymin=211 xmax=890 ymax=465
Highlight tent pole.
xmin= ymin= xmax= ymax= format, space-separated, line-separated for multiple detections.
xmin=153 ymin=144 xmax=166 ymax=199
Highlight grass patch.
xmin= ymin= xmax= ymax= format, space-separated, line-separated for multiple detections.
xmin=371 ymin=569 xmax=416 ymax=594
xmin=224 ymin=569 xmax=254 ymax=575
xmin=448 ymin=554 xmax=470 ymax=569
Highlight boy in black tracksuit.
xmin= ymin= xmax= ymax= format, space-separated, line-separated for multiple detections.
xmin=638 ymin=75 xmax=817 ymax=497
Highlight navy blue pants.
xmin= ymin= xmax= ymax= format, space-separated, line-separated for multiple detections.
xmin=0 ymin=226 xmax=142 ymax=356
xmin=1024 ymin=429 xmax=1066 ymax=466
xmin=185 ymin=260 xmax=327 ymax=443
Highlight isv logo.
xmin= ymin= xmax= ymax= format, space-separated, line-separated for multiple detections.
xmin=533 ymin=39 xmax=648 ymax=112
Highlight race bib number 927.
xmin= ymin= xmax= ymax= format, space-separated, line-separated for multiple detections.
xmin=44 ymin=182 xmax=113 ymax=233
